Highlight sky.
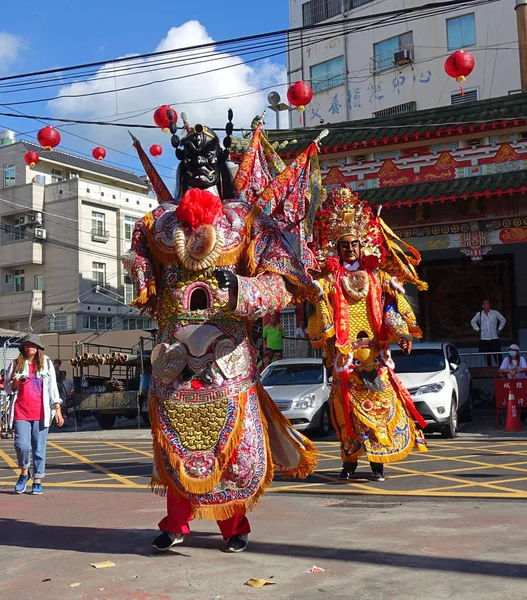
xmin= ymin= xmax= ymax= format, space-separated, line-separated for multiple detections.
xmin=0 ymin=1 xmax=291 ymax=180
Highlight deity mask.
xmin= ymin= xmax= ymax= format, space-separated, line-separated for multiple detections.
xmin=178 ymin=125 xmax=222 ymax=191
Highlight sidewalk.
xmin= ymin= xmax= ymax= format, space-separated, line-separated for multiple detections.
xmin=2 ymin=488 xmax=527 ymax=600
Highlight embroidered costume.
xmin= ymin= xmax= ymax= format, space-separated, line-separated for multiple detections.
xmin=308 ymin=188 xmax=428 ymax=477
xmin=123 ymin=115 xmax=321 ymax=549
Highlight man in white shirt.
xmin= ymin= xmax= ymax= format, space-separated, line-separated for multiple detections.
xmin=470 ymin=299 xmax=506 ymax=366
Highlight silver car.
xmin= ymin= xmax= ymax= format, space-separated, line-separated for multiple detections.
xmin=261 ymin=358 xmax=332 ymax=436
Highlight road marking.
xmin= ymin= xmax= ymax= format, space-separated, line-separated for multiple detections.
xmin=0 ymin=447 xmax=18 ymax=472
xmin=105 ymin=441 xmax=153 ymax=458
xmin=47 ymin=441 xmax=141 ymax=488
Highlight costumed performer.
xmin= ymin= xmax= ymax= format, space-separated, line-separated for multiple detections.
xmin=122 ymin=111 xmax=322 ymax=553
xmin=308 ymin=187 xmax=428 ymax=482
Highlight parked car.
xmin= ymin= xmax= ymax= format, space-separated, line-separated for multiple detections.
xmin=261 ymin=358 xmax=332 ymax=436
xmin=391 ymin=342 xmax=473 ymax=438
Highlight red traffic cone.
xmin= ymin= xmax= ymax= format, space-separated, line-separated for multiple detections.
xmin=505 ymin=390 xmax=523 ymax=431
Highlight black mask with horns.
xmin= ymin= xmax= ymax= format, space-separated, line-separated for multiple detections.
xmin=171 ymin=110 xmax=235 ymax=201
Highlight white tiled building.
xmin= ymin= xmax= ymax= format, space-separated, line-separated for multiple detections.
xmin=287 ymin=0 xmax=520 ymax=126
xmin=0 ymin=131 xmax=156 ymax=334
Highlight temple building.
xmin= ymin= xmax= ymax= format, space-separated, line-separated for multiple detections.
xmin=263 ymin=93 xmax=527 ymax=349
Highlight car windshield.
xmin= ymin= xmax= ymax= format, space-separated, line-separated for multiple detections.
xmin=262 ymin=363 xmax=323 ymax=386
xmin=391 ymin=349 xmax=446 ymax=373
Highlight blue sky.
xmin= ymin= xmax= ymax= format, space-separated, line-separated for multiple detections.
xmin=1 ymin=1 xmax=291 ymax=179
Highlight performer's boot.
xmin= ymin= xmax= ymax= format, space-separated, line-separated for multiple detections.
xmin=151 ymin=531 xmax=185 ymax=551
xmin=370 ymin=462 xmax=385 ymax=482
xmin=338 ymin=461 xmax=357 ymax=480
xmin=225 ymin=534 xmax=249 ymax=553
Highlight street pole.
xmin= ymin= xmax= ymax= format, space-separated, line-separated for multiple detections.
xmin=515 ymin=0 xmax=527 ymax=90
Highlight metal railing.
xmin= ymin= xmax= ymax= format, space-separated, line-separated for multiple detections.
xmin=459 ymin=351 xmax=527 ymax=369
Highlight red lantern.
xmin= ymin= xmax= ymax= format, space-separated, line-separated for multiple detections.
xmin=24 ymin=151 xmax=39 ymax=168
xmin=287 ymin=81 xmax=314 ymax=112
xmin=92 ymin=146 xmax=106 ymax=161
xmin=37 ymin=126 xmax=61 ymax=150
xmin=444 ymin=50 xmax=475 ymax=96
xmin=153 ymin=105 xmax=177 ymax=131
xmin=149 ymin=144 xmax=163 ymax=158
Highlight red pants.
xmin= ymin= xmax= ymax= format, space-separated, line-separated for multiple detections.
xmin=158 ymin=489 xmax=251 ymax=540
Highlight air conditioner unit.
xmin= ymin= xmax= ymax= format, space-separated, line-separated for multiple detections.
xmin=28 ymin=212 xmax=43 ymax=225
xmin=17 ymin=215 xmax=27 ymax=226
xmin=394 ymin=48 xmax=414 ymax=67
xmin=34 ymin=228 xmax=47 ymax=240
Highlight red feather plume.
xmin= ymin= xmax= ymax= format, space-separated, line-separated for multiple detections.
xmin=175 ymin=188 xmax=223 ymax=229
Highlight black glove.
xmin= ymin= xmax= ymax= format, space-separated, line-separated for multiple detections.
xmin=214 ymin=269 xmax=238 ymax=290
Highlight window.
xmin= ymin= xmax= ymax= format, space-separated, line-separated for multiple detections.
xmin=8 ymin=319 xmax=20 ymax=330
xmin=373 ymin=32 xmax=413 ymax=72
xmin=451 ymin=88 xmax=478 ymax=104
xmin=34 ymin=275 xmax=44 ymax=290
xmin=92 ymin=262 xmax=106 ymax=286
xmin=14 ymin=268 xmax=25 ymax=292
xmin=311 ymin=56 xmax=346 ymax=93
xmin=122 ymin=317 xmax=152 ymax=330
xmin=92 ymin=211 xmax=105 ymax=236
xmin=4 ymin=273 xmax=13 ymax=285
xmin=124 ymin=216 xmax=136 ymax=241
xmin=13 ymin=226 xmax=25 ymax=241
xmin=373 ymin=101 xmax=417 ymax=118
xmin=3 ymin=163 xmax=15 ymax=187
xmin=83 ymin=315 xmax=113 ymax=330
xmin=51 ymin=168 xmax=63 ymax=183
xmin=124 ymin=276 xmax=134 ymax=304
xmin=447 ymin=14 xmax=476 ymax=51
xmin=302 ymin=0 xmax=342 ymax=26
xmin=47 ymin=315 xmax=73 ymax=332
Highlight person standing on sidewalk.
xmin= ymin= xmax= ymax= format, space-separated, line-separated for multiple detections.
xmin=5 ymin=334 xmax=64 ymax=495
xmin=263 ymin=314 xmax=284 ymax=360
xmin=470 ymin=300 xmax=506 ymax=366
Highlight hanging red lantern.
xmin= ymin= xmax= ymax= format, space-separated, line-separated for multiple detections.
xmin=149 ymin=144 xmax=163 ymax=158
xmin=287 ymin=81 xmax=314 ymax=112
xmin=92 ymin=146 xmax=106 ymax=160
xmin=153 ymin=105 xmax=177 ymax=131
xmin=37 ymin=126 xmax=61 ymax=150
xmin=444 ymin=50 xmax=475 ymax=96
xmin=24 ymin=151 xmax=40 ymax=168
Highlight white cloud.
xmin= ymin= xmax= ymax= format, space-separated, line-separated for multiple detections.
xmin=0 ymin=32 xmax=25 ymax=72
xmin=49 ymin=21 xmax=287 ymax=150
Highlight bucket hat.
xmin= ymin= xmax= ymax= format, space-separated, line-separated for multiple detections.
xmin=19 ymin=333 xmax=45 ymax=351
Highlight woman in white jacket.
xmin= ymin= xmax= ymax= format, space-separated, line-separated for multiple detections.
xmin=5 ymin=333 xmax=64 ymax=495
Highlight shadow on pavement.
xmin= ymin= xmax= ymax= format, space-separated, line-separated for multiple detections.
xmin=1 ymin=518 xmax=527 ymax=578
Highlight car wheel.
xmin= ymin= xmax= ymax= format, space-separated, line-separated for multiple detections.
xmin=441 ymin=397 xmax=458 ymax=439
xmin=459 ymin=385 xmax=473 ymax=423
xmin=315 ymin=404 xmax=331 ymax=437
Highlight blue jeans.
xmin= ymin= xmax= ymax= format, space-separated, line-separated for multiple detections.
xmin=14 ymin=420 xmax=49 ymax=479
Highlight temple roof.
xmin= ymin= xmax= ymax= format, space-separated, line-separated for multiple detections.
xmin=356 ymin=169 xmax=527 ymax=207
xmin=260 ymin=93 xmax=527 ymax=158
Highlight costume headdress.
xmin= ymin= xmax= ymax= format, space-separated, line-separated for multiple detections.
xmin=313 ymin=186 xmax=427 ymax=290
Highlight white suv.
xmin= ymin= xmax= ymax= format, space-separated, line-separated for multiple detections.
xmin=391 ymin=342 xmax=472 ymax=438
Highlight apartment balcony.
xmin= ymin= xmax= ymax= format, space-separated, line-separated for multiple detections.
xmin=0 ymin=183 xmax=45 ymax=218
xmin=0 ymin=290 xmax=43 ymax=320
xmin=0 ymin=239 xmax=43 ymax=268
xmin=91 ymin=228 xmax=110 ymax=242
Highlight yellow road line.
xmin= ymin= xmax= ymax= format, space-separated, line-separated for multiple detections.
xmin=0 ymin=447 xmax=18 ymax=472
xmin=105 ymin=441 xmax=153 ymax=458
xmin=48 ymin=441 xmax=141 ymax=488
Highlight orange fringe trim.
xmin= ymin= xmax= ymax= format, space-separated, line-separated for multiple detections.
xmin=256 ymin=383 xmax=318 ymax=479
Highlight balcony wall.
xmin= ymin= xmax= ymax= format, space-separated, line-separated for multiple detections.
xmin=0 ymin=183 xmax=45 ymax=217
xmin=0 ymin=240 xmax=43 ymax=267
xmin=0 ymin=290 xmax=43 ymax=319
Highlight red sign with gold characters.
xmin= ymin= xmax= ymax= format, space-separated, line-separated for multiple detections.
xmin=499 ymin=227 xmax=527 ymax=244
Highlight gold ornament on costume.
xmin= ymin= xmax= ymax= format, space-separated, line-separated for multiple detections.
xmin=341 ymin=270 xmax=370 ymax=303
xmin=175 ymin=226 xmax=224 ymax=271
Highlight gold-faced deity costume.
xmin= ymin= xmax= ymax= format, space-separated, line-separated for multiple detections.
xmin=123 ymin=121 xmax=322 ymax=522
xmin=308 ymin=188 xmax=428 ymax=465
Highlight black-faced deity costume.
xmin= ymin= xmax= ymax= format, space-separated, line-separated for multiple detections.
xmin=123 ymin=115 xmax=322 ymax=526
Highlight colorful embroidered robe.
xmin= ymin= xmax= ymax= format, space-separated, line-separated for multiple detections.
xmin=124 ymin=198 xmax=317 ymax=521
xmin=308 ymin=266 xmax=427 ymax=464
